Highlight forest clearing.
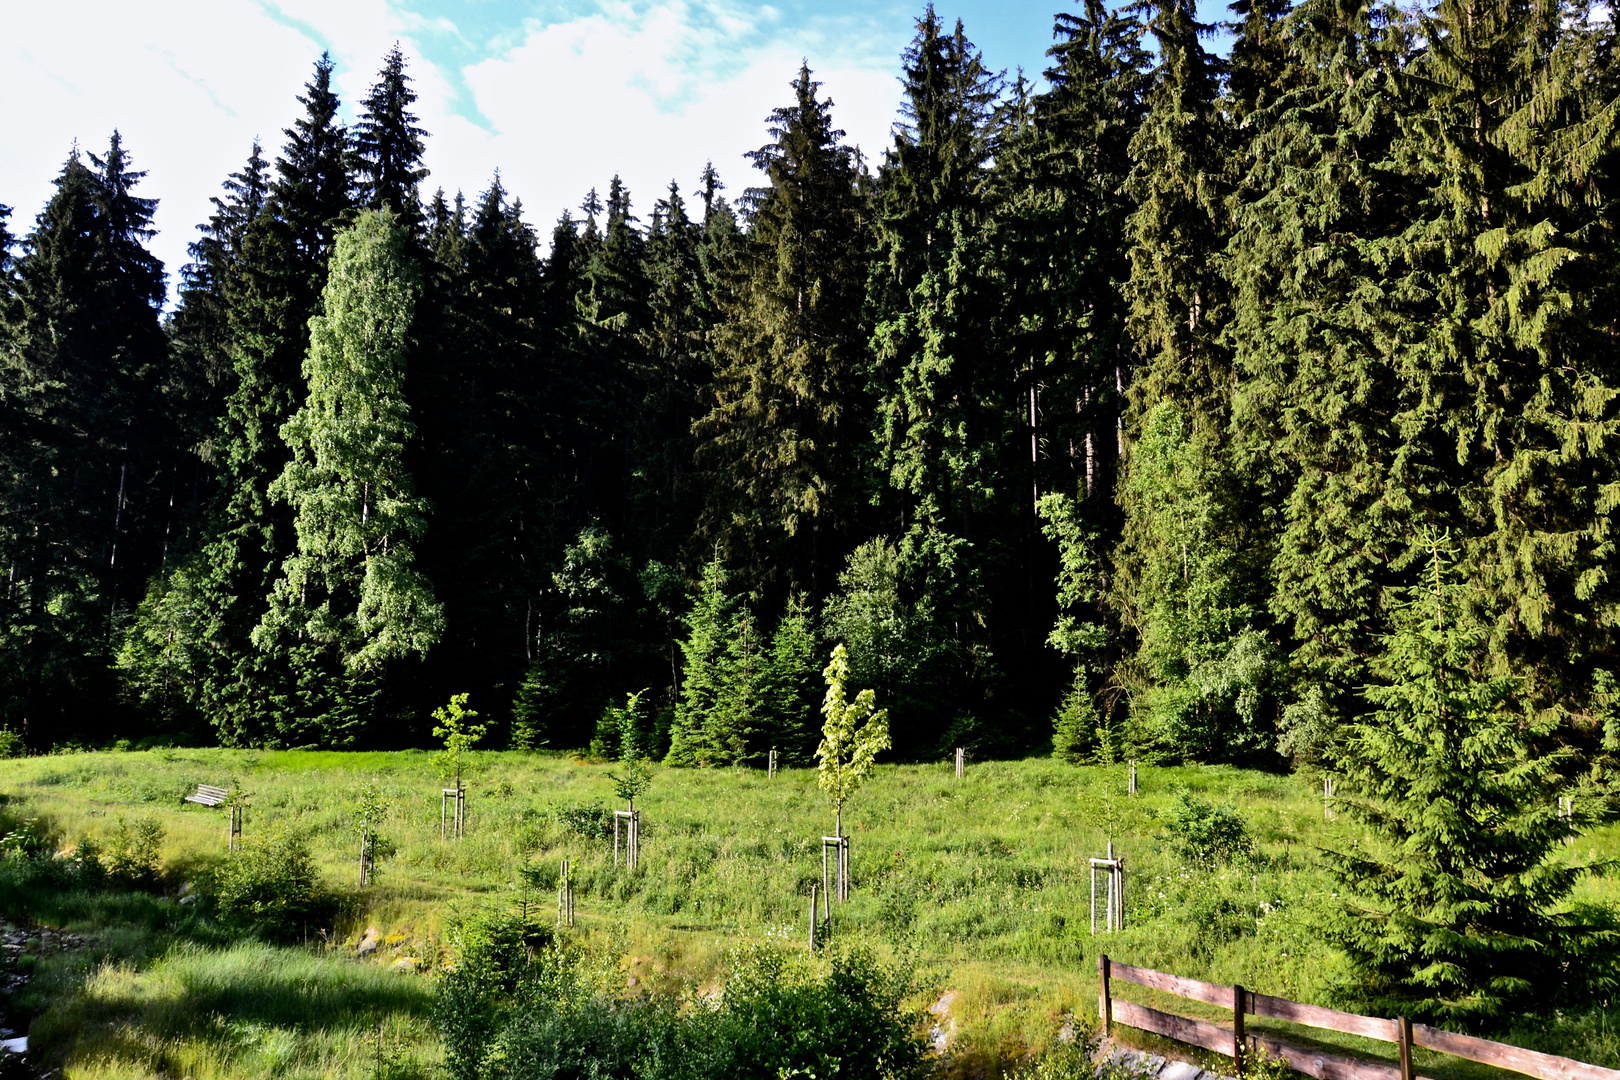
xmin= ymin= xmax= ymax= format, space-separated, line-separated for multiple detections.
xmin=0 ymin=749 xmax=1615 ymax=1079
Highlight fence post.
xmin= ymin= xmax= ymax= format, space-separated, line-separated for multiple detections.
xmin=1128 ymin=760 xmax=1137 ymax=795
xmin=1098 ymin=954 xmax=1112 ymax=1034
xmin=1397 ymin=1016 xmax=1414 ymax=1080
xmin=809 ymin=884 xmax=818 ymax=951
xmin=956 ymin=747 xmax=964 ymax=778
xmin=1233 ymin=984 xmax=1246 ymax=1077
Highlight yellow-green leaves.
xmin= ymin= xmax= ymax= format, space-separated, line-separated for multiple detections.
xmin=815 ymin=643 xmax=890 ymax=825
xmin=433 ymin=693 xmax=486 ymax=786
xmin=255 ymin=209 xmax=443 ymax=672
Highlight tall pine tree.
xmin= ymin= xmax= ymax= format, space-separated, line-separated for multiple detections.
xmin=695 ymin=64 xmax=869 ymax=597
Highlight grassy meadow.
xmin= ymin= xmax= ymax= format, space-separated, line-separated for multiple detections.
xmin=0 ymin=748 xmax=1616 ymax=1078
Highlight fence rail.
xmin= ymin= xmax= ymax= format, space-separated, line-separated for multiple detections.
xmin=1098 ymin=955 xmax=1620 ymax=1080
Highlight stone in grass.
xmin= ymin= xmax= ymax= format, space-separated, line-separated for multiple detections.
xmin=357 ymin=927 xmax=381 ymax=957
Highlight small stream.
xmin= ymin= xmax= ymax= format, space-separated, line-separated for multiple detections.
xmin=1 ymin=921 xmax=86 ymax=1079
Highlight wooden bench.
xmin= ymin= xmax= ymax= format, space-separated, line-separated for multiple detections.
xmin=185 ymin=784 xmax=229 ymax=807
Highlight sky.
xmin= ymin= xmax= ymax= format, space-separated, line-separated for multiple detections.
xmin=0 ymin=0 xmax=1231 ymax=301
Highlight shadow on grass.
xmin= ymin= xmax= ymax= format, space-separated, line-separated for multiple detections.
xmin=0 ymin=809 xmax=434 ymax=1079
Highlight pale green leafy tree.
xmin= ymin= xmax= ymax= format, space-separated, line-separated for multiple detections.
xmin=353 ymin=779 xmax=391 ymax=883
xmin=816 ymin=643 xmax=890 ymax=838
xmin=253 ymin=208 xmax=444 ymax=671
xmin=433 ymin=693 xmax=487 ymax=791
xmin=607 ymin=689 xmax=653 ymax=811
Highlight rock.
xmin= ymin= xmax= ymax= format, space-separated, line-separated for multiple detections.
xmin=927 ymin=990 xmax=957 ymax=1054
xmin=1158 ymin=1064 xmax=1206 ymax=1080
xmin=391 ymin=957 xmax=419 ymax=972
xmin=357 ymin=927 xmax=380 ymax=957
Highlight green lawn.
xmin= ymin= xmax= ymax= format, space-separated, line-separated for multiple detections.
xmin=0 ymin=748 xmax=1614 ymax=1078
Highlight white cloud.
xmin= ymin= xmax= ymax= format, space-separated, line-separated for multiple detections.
xmin=0 ymin=0 xmax=905 ymax=303
xmin=452 ymin=2 xmax=900 ymax=230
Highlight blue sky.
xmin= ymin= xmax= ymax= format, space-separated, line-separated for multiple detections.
xmin=0 ymin=0 xmax=1233 ymax=296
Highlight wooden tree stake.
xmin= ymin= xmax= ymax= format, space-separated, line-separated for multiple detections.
xmin=441 ymin=787 xmax=466 ymax=839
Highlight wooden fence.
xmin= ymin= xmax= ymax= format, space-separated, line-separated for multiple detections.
xmin=1098 ymin=955 xmax=1620 ymax=1080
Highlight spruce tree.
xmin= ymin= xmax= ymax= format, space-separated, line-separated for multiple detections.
xmin=1223 ymin=0 xmax=1420 ymax=735
xmin=1324 ymin=537 xmax=1615 ymax=1025
xmin=414 ymin=174 xmax=547 ymax=725
xmin=665 ymin=553 xmax=734 ymax=766
xmin=630 ymin=178 xmax=705 ymax=561
xmin=0 ymin=136 xmax=168 ymax=741
xmin=763 ymin=592 xmax=819 ymax=763
xmin=1225 ymin=0 xmax=1295 ymax=122
xmin=993 ymin=0 xmax=1147 ymax=511
xmin=1122 ymin=0 xmax=1229 ymax=421
xmin=354 ymin=45 xmax=429 ymax=233
xmin=182 ymin=55 xmax=359 ymax=745
xmin=866 ymin=10 xmax=1007 ymax=745
xmin=168 ymin=140 xmax=270 ymax=420
xmin=695 ymin=64 xmax=869 ymax=595
xmin=276 ymin=53 xmax=353 ymax=286
xmin=1402 ymin=0 xmax=1620 ymax=723
xmin=118 ymin=140 xmax=272 ymax=735
xmin=0 ymin=150 xmax=109 ymax=739
xmin=1229 ymin=0 xmax=1620 ymax=747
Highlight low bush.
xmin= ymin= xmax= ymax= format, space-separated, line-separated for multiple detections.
xmin=210 ymin=827 xmax=340 ymax=941
xmin=0 ymin=727 xmax=25 ymax=758
xmin=1164 ymin=792 xmax=1253 ymax=869
xmin=102 ymin=815 xmax=165 ymax=887
xmin=437 ymin=912 xmax=925 ymax=1080
xmin=549 ymin=802 xmax=612 ymax=839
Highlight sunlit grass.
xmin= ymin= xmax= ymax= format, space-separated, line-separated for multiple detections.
xmin=1 ymin=748 xmax=1615 ymax=1076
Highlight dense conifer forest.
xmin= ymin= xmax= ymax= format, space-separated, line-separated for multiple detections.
xmin=3 ymin=0 xmax=1619 ymax=780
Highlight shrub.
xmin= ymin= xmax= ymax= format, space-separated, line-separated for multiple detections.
xmin=437 ymin=930 xmax=925 ymax=1080
xmin=0 ymin=728 xmax=24 ymax=758
xmin=436 ymin=909 xmax=561 ymax=1080
xmin=211 ymin=827 xmax=337 ymax=941
xmin=1164 ymin=793 xmax=1253 ymax=869
xmin=103 ymin=816 xmax=165 ymax=887
xmin=549 ymin=802 xmax=612 ymax=839
xmin=1186 ymin=892 xmax=1257 ymax=957
xmin=701 ymin=944 xmax=925 ymax=1080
